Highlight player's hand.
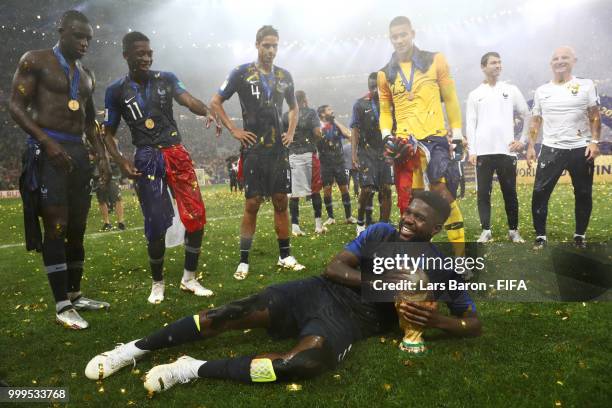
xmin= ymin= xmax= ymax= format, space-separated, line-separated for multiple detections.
xmin=281 ymin=131 xmax=294 ymax=147
xmin=205 ymin=112 xmax=223 ymax=137
xmin=42 ymin=138 xmax=73 ymax=173
xmin=526 ymin=145 xmax=536 ymax=168
xmin=231 ymin=128 xmax=257 ymax=147
xmin=508 ymin=140 xmax=525 ymax=153
xmin=397 ymin=301 xmax=441 ymax=329
xmin=468 ymin=154 xmax=477 ymax=166
xmin=118 ymin=158 xmax=141 ymax=179
xmin=585 ymin=142 xmax=600 ymax=161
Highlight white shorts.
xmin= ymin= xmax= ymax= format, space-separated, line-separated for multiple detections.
xmin=289 ymin=152 xmax=313 ymax=197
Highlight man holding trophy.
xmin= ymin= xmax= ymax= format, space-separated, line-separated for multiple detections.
xmin=85 ymin=191 xmax=480 ymax=391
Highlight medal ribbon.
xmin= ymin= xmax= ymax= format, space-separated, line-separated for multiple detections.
xmin=397 ymin=62 xmax=416 ymax=98
xmin=370 ymin=98 xmax=379 ymax=121
xmin=259 ymin=66 xmax=276 ymax=101
xmin=53 ymin=45 xmax=80 ymax=102
xmin=128 ymin=74 xmax=152 ymax=118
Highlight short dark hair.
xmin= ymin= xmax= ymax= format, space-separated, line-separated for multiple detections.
xmin=122 ymin=31 xmax=150 ymax=53
xmin=389 ymin=16 xmax=412 ymax=29
xmin=480 ymin=51 xmax=500 ymax=67
xmin=368 ymin=72 xmax=378 ymax=82
xmin=295 ymin=90 xmax=307 ymax=105
xmin=317 ymin=104 xmax=329 ymax=118
xmin=59 ymin=10 xmax=89 ymax=28
xmin=412 ymin=191 xmax=450 ymax=223
xmin=256 ymin=25 xmax=279 ymax=43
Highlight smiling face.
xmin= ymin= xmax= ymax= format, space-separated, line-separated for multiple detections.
xmin=550 ymin=47 xmax=576 ymax=77
xmin=124 ymin=40 xmax=153 ymax=75
xmin=389 ymin=22 xmax=415 ymax=57
xmin=256 ymin=35 xmax=278 ymax=66
xmin=482 ymin=55 xmax=502 ymax=80
xmin=59 ymin=20 xmax=93 ymax=60
xmin=398 ymin=199 xmax=443 ymax=241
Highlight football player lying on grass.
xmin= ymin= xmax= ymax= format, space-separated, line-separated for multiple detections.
xmin=85 ymin=191 xmax=481 ymax=393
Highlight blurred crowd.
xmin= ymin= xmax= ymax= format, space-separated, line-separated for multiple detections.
xmin=0 ymin=2 xmax=610 ymax=190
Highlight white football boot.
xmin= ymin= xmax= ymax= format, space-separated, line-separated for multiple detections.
xmin=180 ymin=278 xmax=214 ymax=297
xmin=85 ymin=340 xmax=147 ymax=380
xmin=144 ymin=356 xmax=202 ymax=393
xmin=277 ymin=255 xmax=305 ymax=271
xmin=147 ymin=281 xmax=165 ymax=304
xmin=56 ymin=308 xmax=89 ymax=330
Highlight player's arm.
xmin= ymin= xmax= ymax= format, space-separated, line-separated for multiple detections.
xmin=334 ymin=119 xmax=351 ymax=139
xmin=101 ymin=125 xmax=141 ymax=179
xmin=209 ymin=93 xmax=256 ymax=146
xmin=377 ymin=71 xmax=394 ymax=138
xmin=526 ymin=112 xmax=542 ymax=168
xmin=509 ymin=86 xmax=530 ymax=152
xmin=83 ymin=69 xmax=111 ymax=185
xmin=312 ymin=126 xmax=322 ymax=142
xmin=397 ymin=302 xmax=481 ymax=337
xmin=465 ymin=92 xmax=477 ymax=165
xmin=175 ymin=91 xmax=222 ymax=137
xmin=349 ymin=101 xmax=361 ymax=168
xmin=436 ymin=53 xmax=464 ymax=142
xmin=101 ymin=86 xmax=140 ymax=179
xmin=351 ymin=127 xmax=360 ymax=169
xmin=585 ymin=82 xmax=601 ymax=161
xmin=321 ymin=250 xmax=362 ymax=288
xmin=282 ymin=87 xmax=298 ymax=147
xmin=8 ymin=51 xmax=73 ymax=172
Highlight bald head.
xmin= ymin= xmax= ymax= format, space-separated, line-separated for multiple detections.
xmin=552 ymin=46 xmax=576 ymax=59
xmin=550 ymin=46 xmax=577 ymax=80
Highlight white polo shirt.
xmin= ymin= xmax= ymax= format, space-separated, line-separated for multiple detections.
xmin=532 ymin=76 xmax=599 ymax=149
xmin=466 ymin=81 xmax=529 ymax=156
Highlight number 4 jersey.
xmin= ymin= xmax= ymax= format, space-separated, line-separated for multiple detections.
xmin=217 ymin=62 xmax=296 ymax=153
xmin=104 ymin=71 xmax=186 ymax=147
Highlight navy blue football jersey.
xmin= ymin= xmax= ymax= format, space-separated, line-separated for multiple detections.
xmin=217 ymin=63 xmax=296 ymax=152
xmin=318 ymin=122 xmax=345 ymax=163
xmin=349 ymin=95 xmax=384 ymax=154
xmin=283 ymin=107 xmax=319 ymax=155
xmin=104 ymin=71 xmax=186 ymax=147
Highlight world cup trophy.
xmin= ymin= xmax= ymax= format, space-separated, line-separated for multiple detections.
xmin=394 ymin=268 xmax=437 ymax=354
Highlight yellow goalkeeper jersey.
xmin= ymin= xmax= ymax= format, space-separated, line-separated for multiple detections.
xmin=377 ymin=47 xmax=462 ymax=140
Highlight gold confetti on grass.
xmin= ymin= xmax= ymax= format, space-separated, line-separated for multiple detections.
xmin=286 ymin=383 xmax=302 ymax=392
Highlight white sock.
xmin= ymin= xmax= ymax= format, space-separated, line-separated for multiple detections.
xmin=182 ymin=270 xmax=196 ymax=281
xmin=315 ymin=218 xmax=322 ymax=228
xmin=128 ymin=339 xmax=150 ymax=356
xmin=187 ymin=358 xmax=206 ymax=377
xmin=536 ymin=235 xmax=547 ymax=241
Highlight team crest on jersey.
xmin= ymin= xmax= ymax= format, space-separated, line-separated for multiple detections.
xmin=502 ymin=92 xmax=509 ymax=99
xmin=568 ymin=83 xmax=580 ymax=95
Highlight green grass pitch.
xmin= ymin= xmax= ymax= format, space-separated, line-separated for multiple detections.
xmin=0 ymin=183 xmax=610 ymax=407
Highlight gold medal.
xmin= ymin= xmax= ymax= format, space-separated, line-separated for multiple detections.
xmin=145 ymin=118 xmax=155 ymax=129
xmin=68 ymin=99 xmax=80 ymax=111
xmin=407 ymin=91 xmax=415 ymax=101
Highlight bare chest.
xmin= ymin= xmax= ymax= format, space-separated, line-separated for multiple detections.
xmin=38 ymin=60 xmax=93 ymax=100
